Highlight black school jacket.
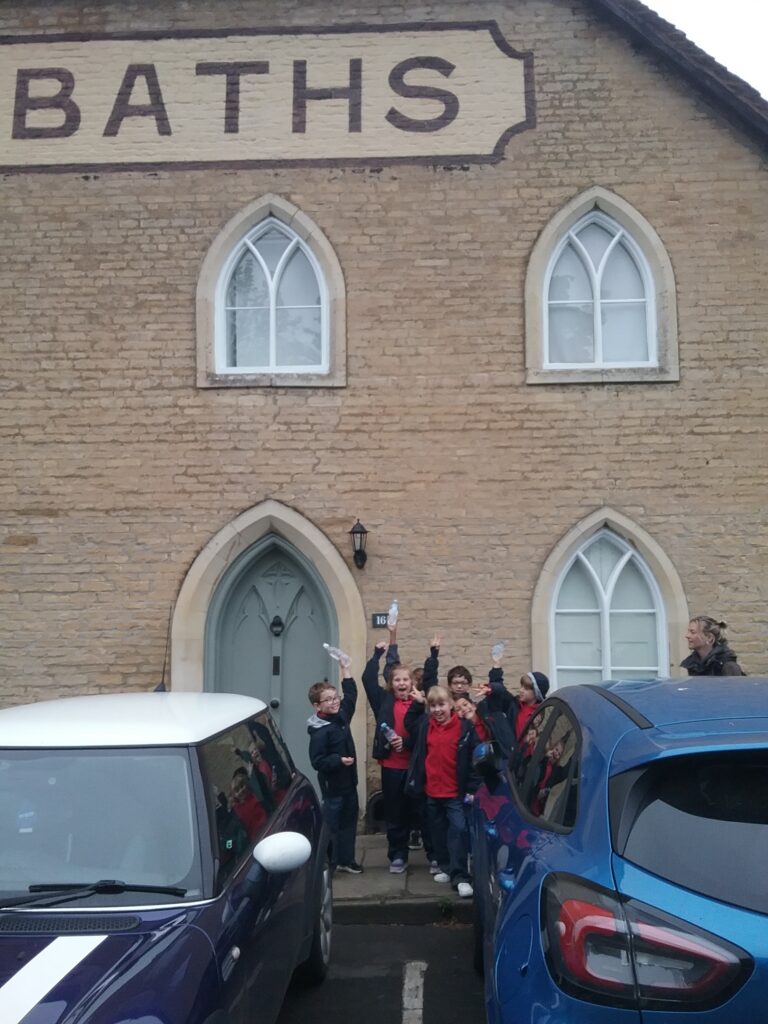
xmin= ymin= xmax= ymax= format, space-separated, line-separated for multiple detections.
xmin=403 ymin=701 xmax=479 ymax=799
xmin=307 ymin=677 xmax=358 ymax=797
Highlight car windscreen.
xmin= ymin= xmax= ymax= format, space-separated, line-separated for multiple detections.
xmin=0 ymin=747 xmax=203 ymax=905
xmin=610 ymin=751 xmax=768 ymax=914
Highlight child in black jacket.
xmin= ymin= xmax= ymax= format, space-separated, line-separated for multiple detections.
xmin=404 ymin=686 xmax=478 ymax=897
xmin=307 ymin=661 xmax=362 ymax=874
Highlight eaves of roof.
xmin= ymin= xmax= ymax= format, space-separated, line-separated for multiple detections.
xmin=587 ymin=0 xmax=768 ymax=152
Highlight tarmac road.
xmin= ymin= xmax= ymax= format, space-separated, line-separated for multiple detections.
xmin=279 ymin=922 xmax=484 ymax=1024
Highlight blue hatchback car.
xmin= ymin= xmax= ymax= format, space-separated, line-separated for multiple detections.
xmin=472 ymin=676 xmax=768 ymax=1023
xmin=0 ymin=692 xmax=331 ymax=1024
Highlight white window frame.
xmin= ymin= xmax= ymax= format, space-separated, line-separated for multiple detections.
xmin=215 ymin=217 xmax=330 ymax=376
xmin=197 ymin=193 xmax=346 ymax=389
xmin=543 ymin=211 xmax=657 ymax=370
xmin=549 ymin=528 xmax=668 ymax=688
xmin=525 ymin=186 xmax=678 ymax=385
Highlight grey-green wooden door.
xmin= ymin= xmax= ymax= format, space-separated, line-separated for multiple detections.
xmin=210 ymin=546 xmax=335 ymax=792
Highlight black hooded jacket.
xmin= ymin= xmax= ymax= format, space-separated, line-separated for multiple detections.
xmin=307 ymin=676 xmax=358 ymax=797
xmin=680 ymin=643 xmax=745 ymax=677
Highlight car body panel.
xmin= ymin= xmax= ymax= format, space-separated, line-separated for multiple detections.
xmin=474 ymin=678 xmax=768 ymax=1024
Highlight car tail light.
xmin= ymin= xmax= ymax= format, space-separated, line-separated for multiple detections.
xmin=542 ymin=875 xmax=753 ymax=1011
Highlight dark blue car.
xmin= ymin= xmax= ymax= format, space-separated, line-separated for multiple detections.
xmin=0 ymin=692 xmax=331 ymax=1024
xmin=472 ymin=676 xmax=768 ymax=1023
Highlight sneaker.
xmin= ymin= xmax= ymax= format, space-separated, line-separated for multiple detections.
xmin=389 ymin=858 xmax=407 ymax=874
xmin=336 ymin=861 xmax=364 ymax=874
xmin=457 ymin=881 xmax=474 ymax=899
xmin=433 ymin=871 xmax=450 ymax=884
xmin=429 ymin=861 xmax=441 ymax=875
xmin=408 ymin=830 xmax=423 ymax=850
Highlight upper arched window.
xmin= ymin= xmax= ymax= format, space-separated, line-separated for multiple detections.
xmin=545 ymin=212 xmax=654 ymax=368
xmin=197 ymin=195 xmax=346 ymax=388
xmin=525 ymin=187 xmax=678 ymax=385
xmin=551 ymin=529 xmax=667 ymax=687
xmin=220 ymin=218 xmax=326 ymax=374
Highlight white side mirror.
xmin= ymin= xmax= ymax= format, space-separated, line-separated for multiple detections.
xmin=253 ymin=831 xmax=312 ymax=874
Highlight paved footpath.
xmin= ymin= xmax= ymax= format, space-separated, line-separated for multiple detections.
xmin=332 ymin=833 xmax=472 ymax=924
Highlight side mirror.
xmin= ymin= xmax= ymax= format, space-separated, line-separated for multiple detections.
xmin=253 ymin=831 xmax=312 ymax=874
xmin=243 ymin=831 xmax=312 ymax=902
xmin=473 ymin=741 xmax=502 ymax=791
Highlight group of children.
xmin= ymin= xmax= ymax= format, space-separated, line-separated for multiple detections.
xmin=307 ymin=625 xmax=550 ymax=898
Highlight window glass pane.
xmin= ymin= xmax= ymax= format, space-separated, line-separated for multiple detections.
xmin=575 ymin=222 xmax=614 ymax=269
xmin=227 ymin=251 xmax=268 ymax=308
xmin=557 ymin=560 xmax=598 ymax=610
xmin=601 ymin=243 xmax=645 ymax=300
xmin=277 ymin=248 xmax=321 ymax=307
xmin=601 ymin=303 xmax=648 ymax=362
xmin=511 ymin=706 xmax=553 ymax=801
xmin=276 ymin=308 xmax=322 ymax=366
xmin=199 ymin=715 xmax=282 ymax=891
xmin=0 ymin=749 xmax=200 ymax=902
xmin=549 ymin=245 xmax=591 ymax=302
xmin=555 ymin=612 xmax=601 ymax=667
xmin=253 ymin=227 xmax=291 ymax=275
xmin=557 ymin=668 xmax=605 ymax=685
xmin=538 ymin=717 xmax=579 ymax=828
xmin=549 ymin=304 xmax=594 ymax=363
xmin=227 ymin=308 xmax=269 ymax=367
xmin=612 ymin=754 xmax=768 ymax=913
xmin=612 ymin=560 xmax=653 ymax=610
xmin=610 ymin=611 xmax=657 ymax=670
xmin=583 ymin=537 xmax=622 ymax=589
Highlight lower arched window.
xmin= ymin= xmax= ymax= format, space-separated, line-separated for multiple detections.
xmin=552 ymin=529 xmax=666 ymax=686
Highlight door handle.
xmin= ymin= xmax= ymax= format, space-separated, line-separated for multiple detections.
xmin=270 ymin=699 xmax=280 ymax=709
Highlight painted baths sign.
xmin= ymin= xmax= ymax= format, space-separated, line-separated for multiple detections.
xmin=0 ymin=22 xmax=534 ymax=171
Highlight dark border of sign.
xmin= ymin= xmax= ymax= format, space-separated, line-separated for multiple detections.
xmin=0 ymin=20 xmax=536 ymax=174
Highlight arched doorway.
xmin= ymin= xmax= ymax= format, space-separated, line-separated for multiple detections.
xmin=205 ymin=536 xmax=336 ymax=788
xmin=170 ymin=500 xmax=368 ymax=803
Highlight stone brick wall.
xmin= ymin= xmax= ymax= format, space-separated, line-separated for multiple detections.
xmin=1 ymin=0 xmax=766 ymax=769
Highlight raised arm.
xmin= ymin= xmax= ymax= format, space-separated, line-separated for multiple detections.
xmin=362 ymin=640 xmax=388 ymax=715
xmin=422 ymin=632 xmax=441 ymax=692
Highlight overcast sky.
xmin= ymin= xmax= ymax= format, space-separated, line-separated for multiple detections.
xmin=644 ymin=0 xmax=768 ymax=99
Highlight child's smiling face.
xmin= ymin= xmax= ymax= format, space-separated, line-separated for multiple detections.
xmin=453 ymin=696 xmax=476 ymax=721
xmin=391 ymin=667 xmax=413 ymax=699
xmin=429 ymin=697 xmax=453 ymax=724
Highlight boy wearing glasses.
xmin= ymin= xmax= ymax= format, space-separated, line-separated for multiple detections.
xmin=307 ymin=662 xmax=363 ymax=874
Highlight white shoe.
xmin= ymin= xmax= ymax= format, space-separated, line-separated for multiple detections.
xmin=433 ymin=872 xmax=450 ymax=884
xmin=457 ymin=882 xmax=474 ymax=898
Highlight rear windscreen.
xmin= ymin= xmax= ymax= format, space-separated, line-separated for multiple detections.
xmin=610 ymin=752 xmax=768 ymax=914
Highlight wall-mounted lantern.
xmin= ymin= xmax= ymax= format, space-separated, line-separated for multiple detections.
xmin=349 ymin=519 xmax=369 ymax=569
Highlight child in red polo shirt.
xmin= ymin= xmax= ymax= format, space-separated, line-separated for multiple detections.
xmin=404 ymin=685 xmax=478 ymax=898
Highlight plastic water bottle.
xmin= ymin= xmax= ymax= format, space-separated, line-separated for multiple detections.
xmin=387 ymin=599 xmax=399 ymax=629
xmin=380 ymin=722 xmax=398 ymax=745
xmin=491 ymin=641 xmax=505 ymax=660
xmin=323 ymin=643 xmax=351 ymax=668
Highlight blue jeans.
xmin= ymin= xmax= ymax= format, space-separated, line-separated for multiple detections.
xmin=322 ymin=789 xmax=358 ymax=867
xmin=426 ymin=796 xmax=470 ymax=885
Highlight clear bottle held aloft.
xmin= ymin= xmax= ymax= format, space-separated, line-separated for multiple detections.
xmin=387 ymin=599 xmax=399 ymax=629
xmin=323 ymin=643 xmax=351 ymax=668
xmin=491 ymin=642 xmax=505 ymax=661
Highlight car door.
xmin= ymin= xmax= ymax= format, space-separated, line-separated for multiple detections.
xmin=196 ymin=712 xmax=320 ymax=1024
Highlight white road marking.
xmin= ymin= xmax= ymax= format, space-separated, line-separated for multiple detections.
xmin=402 ymin=959 xmax=428 ymax=1024
xmin=0 ymin=934 xmax=107 ymax=1024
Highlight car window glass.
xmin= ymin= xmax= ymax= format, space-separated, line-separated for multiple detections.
xmin=0 ymin=748 xmax=201 ymax=902
xmin=198 ymin=712 xmax=292 ymax=889
xmin=510 ymin=705 xmax=579 ymax=829
xmin=510 ymin=705 xmax=552 ymax=806
xmin=611 ymin=752 xmax=768 ymax=913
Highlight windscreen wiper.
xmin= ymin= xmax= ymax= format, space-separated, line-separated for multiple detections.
xmin=1 ymin=879 xmax=187 ymax=909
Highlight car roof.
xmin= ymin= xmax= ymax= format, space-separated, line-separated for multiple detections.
xmin=0 ymin=692 xmax=267 ymax=748
xmin=592 ymin=676 xmax=768 ymax=728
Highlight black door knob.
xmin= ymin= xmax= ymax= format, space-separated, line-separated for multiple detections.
xmin=270 ymin=699 xmax=280 ymax=709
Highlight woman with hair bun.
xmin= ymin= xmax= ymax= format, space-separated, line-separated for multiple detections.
xmin=681 ymin=616 xmax=745 ymax=676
